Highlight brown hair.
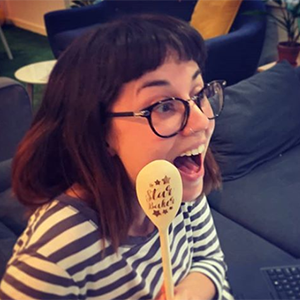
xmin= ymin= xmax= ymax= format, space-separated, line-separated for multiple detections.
xmin=12 ymin=14 xmax=221 ymax=250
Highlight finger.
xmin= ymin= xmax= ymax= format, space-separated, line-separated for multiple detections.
xmin=154 ymin=283 xmax=166 ymax=300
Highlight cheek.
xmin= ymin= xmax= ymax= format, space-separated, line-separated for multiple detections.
xmin=207 ymin=120 xmax=215 ymax=140
xmin=109 ymin=122 xmax=173 ymax=183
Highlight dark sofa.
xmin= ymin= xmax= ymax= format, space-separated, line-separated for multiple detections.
xmin=209 ymin=61 xmax=300 ymax=258
xmin=208 ymin=61 xmax=300 ymax=298
xmin=0 ymin=62 xmax=299 ymax=299
xmin=44 ymin=0 xmax=266 ymax=86
xmin=0 ymin=77 xmax=32 ymax=278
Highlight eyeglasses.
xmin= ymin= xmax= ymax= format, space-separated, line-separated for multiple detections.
xmin=106 ymin=80 xmax=226 ymax=138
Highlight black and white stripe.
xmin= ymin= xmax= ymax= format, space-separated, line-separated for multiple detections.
xmin=0 ymin=194 xmax=234 ymax=300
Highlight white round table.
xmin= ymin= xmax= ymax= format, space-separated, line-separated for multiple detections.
xmin=15 ymin=60 xmax=56 ymax=105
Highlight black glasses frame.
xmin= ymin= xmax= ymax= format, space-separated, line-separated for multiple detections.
xmin=106 ymin=80 xmax=226 ymax=138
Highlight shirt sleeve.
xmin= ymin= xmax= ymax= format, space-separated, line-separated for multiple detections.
xmin=188 ymin=196 xmax=230 ymax=300
xmin=0 ymin=253 xmax=80 ymax=300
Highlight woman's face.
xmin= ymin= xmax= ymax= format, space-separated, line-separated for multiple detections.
xmin=107 ymin=58 xmax=215 ymax=202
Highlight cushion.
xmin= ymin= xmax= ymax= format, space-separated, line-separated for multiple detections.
xmin=211 ymin=61 xmax=300 ymax=181
xmin=0 ymin=77 xmax=32 ymax=162
xmin=0 ymin=189 xmax=28 ymax=236
xmin=0 ymin=222 xmax=17 ymax=280
xmin=208 ymin=143 xmax=300 ymax=258
xmin=296 ymin=64 xmax=300 ymax=79
xmin=190 ymin=0 xmax=242 ymax=39
xmin=212 ymin=209 xmax=297 ymax=298
xmin=0 ymin=159 xmax=11 ymax=193
xmin=212 ymin=209 xmax=295 ymax=267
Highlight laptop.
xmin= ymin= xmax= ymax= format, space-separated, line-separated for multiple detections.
xmin=227 ymin=262 xmax=300 ymax=299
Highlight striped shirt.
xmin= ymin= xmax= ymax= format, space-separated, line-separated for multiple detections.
xmin=0 ymin=194 xmax=233 ymax=300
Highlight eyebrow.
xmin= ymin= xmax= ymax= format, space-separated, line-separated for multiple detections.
xmin=137 ymin=68 xmax=201 ymax=95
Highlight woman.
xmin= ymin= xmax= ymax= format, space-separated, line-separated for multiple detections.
xmin=0 ymin=14 xmax=232 ymax=300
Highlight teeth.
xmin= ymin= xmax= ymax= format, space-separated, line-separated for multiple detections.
xmin=192 ymin=149 xmax=199 ymax=155
xmin=185 ymin=150 xmax=192 ymax=156
xmin=180 ymin=145 xmax=205 ymax=157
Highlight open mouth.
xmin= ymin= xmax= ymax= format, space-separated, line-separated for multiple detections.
xmin=173 ymin=153 xmax=202 ymax=175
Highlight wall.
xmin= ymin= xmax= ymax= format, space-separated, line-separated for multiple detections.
xmin=266 ymin=1 xmax=300 ymax=43
xmin=3 ymin=0 xmax=67 ymax=36
xmin=267 ymin=4 xmax=286 ymax=43
xmin=259 ymin=1 xmax=300 ymax=65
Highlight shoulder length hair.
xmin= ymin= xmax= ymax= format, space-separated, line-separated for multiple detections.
xmin=12 ymin=14 xmax=221 ymax=250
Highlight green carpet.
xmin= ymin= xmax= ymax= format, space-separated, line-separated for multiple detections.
xmin=0 ymin=25 xmax=54 ymax=111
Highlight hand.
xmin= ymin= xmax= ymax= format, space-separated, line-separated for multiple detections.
xmin=154 ymin=284 xmax=190 ymax=300
xmin=154 ymin=284 xmax=166 ymax=300
xmin=174 ymin=272 xmax=216 ymax=300
xmin=154 ymin=273 xmax=216 ymax=300
xmin=154 ymin=285 xmax=191 ymax=300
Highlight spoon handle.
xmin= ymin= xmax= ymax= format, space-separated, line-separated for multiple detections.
xmin=159 ymin=228 xmax=174 ymax=300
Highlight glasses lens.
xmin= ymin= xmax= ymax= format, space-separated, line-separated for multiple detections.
xmin=200 ymin=81 xmax=224 ymax=119
xmin=150 ymin=99 xmax=186 ymax=137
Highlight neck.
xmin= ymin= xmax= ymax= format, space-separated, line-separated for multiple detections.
xmin=66 ymin=184 xmax=155 ymax=236
xmin=128 ymin=201 xmax=155 ymax=237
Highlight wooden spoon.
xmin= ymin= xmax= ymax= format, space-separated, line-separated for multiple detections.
xmin=136 ymin=160 xmax=183 ymax=300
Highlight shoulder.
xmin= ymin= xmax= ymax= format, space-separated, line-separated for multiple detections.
xmin=0 ymin=252 xmax=80 ymax=299
xmin=12 ymin=195 xmax=101 ymax=266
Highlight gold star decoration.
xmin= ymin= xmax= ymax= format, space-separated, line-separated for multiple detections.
xmin=155 ymin=179 xmax=160 ymax=185
xmin=162 ymin=175 xmax=170 ymax=184
xmin=163 ymin=209 xmax=168 ymax=214
xmin=153 ymin=210 xmax=161 ymax=217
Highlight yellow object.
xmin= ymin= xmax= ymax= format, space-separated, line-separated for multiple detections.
xmin=0 ymin=8 xmax=5 ymax=26
xmin=190 ymin=0 xmax=243 ymax=40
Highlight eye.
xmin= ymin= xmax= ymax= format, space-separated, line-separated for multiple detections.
xmin=154 ymin=100 xmax=177 ymax=114
xmin=203 ymin=85 xmax=215 ymax=98
xmin=193 ymin=90 xmax=205 ymax=106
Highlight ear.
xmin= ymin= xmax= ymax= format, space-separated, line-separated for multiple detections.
xmin=106 ymin=141 xmax=116 ymax=156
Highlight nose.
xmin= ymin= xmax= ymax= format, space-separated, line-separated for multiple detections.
xmin=182 ymin=100 xmax=210 ymax=136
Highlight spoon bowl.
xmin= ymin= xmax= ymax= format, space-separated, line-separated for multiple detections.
xmin=136 ymin=160 xmax=183 ymax=300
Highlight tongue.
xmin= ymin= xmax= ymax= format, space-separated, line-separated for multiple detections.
xmin=174 ymin=156 xmax=200 ymax=174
